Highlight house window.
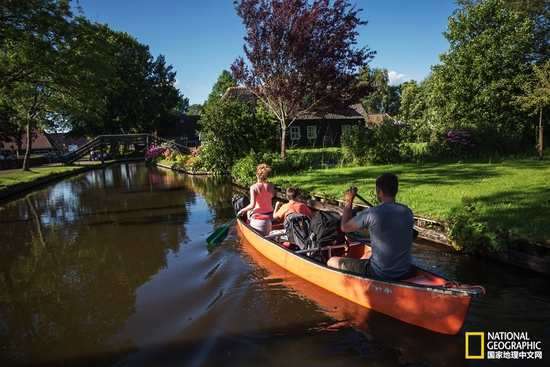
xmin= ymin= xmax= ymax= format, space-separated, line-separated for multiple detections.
xmin=342 ymin=125 xmax=351 ymax=135
xmin=290 ymin=126 xmax=300 ymax=140
xmin=307 ymin=126 xmax=317 ymax=140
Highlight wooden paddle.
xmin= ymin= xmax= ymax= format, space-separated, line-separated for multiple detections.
xmin=355 ymin=193 xmax=374 ymax=207
xmin=353 ymin=193 xmax=419 ymax=241
xmin=206 ymin=215 xmax=239 ymax=245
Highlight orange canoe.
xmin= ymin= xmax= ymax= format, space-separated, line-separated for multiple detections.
xmin=236 ymin=218 xmax=485 ymax=335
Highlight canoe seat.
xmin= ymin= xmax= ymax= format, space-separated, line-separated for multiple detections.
xmin=402 ymin=275 xmax=446 ymax=286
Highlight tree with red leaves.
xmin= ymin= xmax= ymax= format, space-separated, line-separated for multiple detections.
xmin=231 ymin=0 xmax=376 ymax=157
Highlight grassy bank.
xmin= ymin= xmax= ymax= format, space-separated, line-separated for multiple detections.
xmin=0 ymin=162 xmax=104 ymax=190
xmin=272 ymin=157 xmax=550 ymax=243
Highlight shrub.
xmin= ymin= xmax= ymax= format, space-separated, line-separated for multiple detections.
xmin=230 ymin=154 xmax=259 ymax=186
xmin=341 ymin=124 xmax=370 ymax=165
xmin=446 ymin=197 xmax=509 ymax=254
xmin=341 ymin=120 xmax=412 ymax=165
xmin=145 ymin=147 xmax=166 ymax=163
xmin=438 ymin=131 xmax=476 ymax=159
xmin=230 ymin=150 xmax=315 ymax=186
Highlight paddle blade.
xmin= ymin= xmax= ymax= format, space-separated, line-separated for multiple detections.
xmin=206 ymin=216 xmax=239 ymax=245
xmin=207 ymin=226 xmax=230 ymax=245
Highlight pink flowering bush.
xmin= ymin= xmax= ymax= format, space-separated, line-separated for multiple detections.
xmin=145 ymin=144 xmax=206 ymax=172
xmin=145 ymin=147 xmax=166 ymax=162
xmin=439 ymin=131 xmax=476 ymax=158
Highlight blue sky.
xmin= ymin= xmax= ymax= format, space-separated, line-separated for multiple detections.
xmin=74 ymin=0 xmax=458 ymax=106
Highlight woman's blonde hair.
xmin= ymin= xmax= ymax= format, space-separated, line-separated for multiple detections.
xmin=256 ymin=163 xmax=272 ymax=181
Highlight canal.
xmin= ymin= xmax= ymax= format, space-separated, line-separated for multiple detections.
xmin=0 ymin=163 xmax=548 ymax=367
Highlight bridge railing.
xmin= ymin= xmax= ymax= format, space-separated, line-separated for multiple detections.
xmin=61 ymin=134 xmax=189 ymax=165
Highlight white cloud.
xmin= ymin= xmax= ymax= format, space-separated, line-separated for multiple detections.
xmin=388 ymin=71 xmax=411 ymax=85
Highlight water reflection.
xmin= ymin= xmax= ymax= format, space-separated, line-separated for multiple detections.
xmin=0 ymin=164 xmax=235 ymax=366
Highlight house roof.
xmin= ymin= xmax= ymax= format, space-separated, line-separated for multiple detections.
xmin=0 ymin=132 xmax=55 ymax=150
xmin=220 ymin=86 xmax=257 ymax=102
xmin=366 ymin=113 xmax=394 ymax=123
xmin=47 ymin=133 xmax=88 ymax=147
xmin=1 ymin=132 xmax=88 ymax=151
xmin=298 ymin=103 xmax=368 ymax=120
xmin=221 ymin=86 xmax=368 ymax=120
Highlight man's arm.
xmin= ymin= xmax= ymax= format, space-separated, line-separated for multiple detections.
xmin=341 ymin=186 xmax=360 ymax=233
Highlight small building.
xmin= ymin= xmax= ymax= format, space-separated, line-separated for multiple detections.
xmin=156 ymin=115 xmax=201 ymax=151
xmin=288 ymin=104 xmax=368 ymax=148
xmin=0 ymin=132 xmax=88 ymax=157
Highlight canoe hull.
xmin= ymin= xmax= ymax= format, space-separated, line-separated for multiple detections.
xmin=236 ymin=219 xmax=481 ymax=335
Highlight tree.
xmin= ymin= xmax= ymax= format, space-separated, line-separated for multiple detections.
xmin=68 ymin=30 xmax=185 ymax=137
xmin=231 ymin=0 xmax=375 ymax=157
xmin=398 ymin=80 xmax=424 ymax=123
xmin=360 ymin=66 xmax=389 ymax=114
xmin=386 ymin=85 xmax=401 ymax=117
xmin=397 ymin=80 xmax=428 ymax=140
xmin=427 ymin=0 xmax=537 ymax=154
xmin=516 ymin=61 xmax=550 ymax=159
xmin=1 ymin=1 xmax=186 ymax=169
xmin=0 ymin=0 xmax=80 ymax=170
xmin=198 ymin=98 xmax=277 ymax=173
xmin=205 ymin=70 xmax=238 ymax=106
xmin=456 ymin=0 xmax=550 ymax=64
xmin=186 ymin=104 xmax=203 ymax=115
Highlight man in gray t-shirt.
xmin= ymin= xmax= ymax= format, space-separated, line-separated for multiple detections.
xmin=327 ymin=173 xmax=414 ymax=280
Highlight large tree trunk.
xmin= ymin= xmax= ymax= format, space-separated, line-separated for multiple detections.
xmin=22 ymin=122 xmax=32 ymax=171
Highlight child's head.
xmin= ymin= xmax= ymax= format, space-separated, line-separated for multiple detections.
xmin=285 ymin=186 xmax=299 ymax=201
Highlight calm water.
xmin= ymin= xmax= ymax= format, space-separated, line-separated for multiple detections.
xmin=0 ymin=163 xmax=548 ymax=367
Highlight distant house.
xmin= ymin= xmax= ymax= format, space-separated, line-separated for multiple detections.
xmin=0 ymin=132 xmax=88 ymax=156
xmin=46 ymin=133 xmax=89 ymax=153
xmin=289 ymin=104 xmax=368 ymax=147
xmin=221 ymin=86 xmax=368 ymax=148
xmin=157 ymin=115 xmax=202 ymax=151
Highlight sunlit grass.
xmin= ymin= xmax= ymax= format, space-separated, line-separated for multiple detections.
xmin=273 ymin=158 xmax=550 ymax=241
xmin=0 ymin=164 xmax=100 ymax=189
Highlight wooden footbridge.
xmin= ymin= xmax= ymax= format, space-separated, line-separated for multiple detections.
xmin=60 ymin=133 xmax=189 ymax=165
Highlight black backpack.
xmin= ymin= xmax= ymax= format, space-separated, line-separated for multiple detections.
xmin=308 ymin=211 xmax=345 ymax=249
xmin=283 ymin=213 xmax=311 ymax=251
xmin=232 ymin=194 xmax=250 ymax=221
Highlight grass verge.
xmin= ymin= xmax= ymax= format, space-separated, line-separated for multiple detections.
xmin=0 ymin=163 xmax=104 ymax=190
xmin=272 ymin=157 xmax=550 ymax=243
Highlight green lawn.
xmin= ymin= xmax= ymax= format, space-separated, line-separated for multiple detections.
xmin=272 ymin=157 xmax=550 ymax=242
xmin=0 ymin=163 xmax=101 ymax=190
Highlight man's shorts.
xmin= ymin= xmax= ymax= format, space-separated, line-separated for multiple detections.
xmin=338 ymin=258 xmax=378 ymax=277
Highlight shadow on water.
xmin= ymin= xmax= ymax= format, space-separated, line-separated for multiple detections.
xmin=0 ymin=163 xmax=548 ymax=367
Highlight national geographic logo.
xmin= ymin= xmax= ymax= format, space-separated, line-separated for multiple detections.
xmin=466 ymin=332 xmax=543 ymax=360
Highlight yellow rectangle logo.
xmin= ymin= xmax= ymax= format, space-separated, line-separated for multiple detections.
xmin=465 ymin=332 xmax=485 ymax=359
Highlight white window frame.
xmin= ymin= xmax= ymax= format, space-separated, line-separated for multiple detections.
xmin=307 ymin=126 xmax=317 ymax=140
xmin=290 ymin=126 xmax=301 ymax=140
xmin=342 ymin=125 xmax=351 ymax=135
